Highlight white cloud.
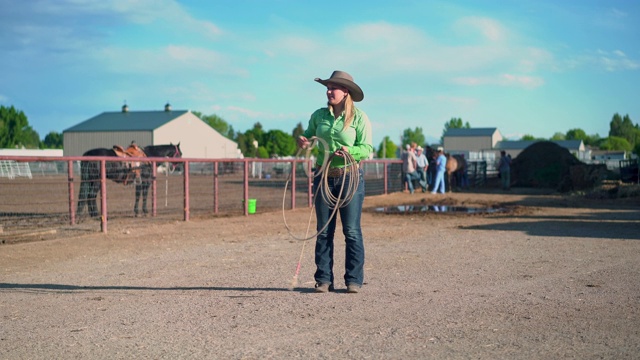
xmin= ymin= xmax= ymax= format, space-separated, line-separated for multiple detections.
xmin=1 ymin=0 xmax=222 ymax=55
xmin=583 ymin=49 xmax=640 ymax=71
xmin=97 ymin=45 xmax=247 ymax=76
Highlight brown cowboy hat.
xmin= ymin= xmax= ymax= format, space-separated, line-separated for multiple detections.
xmin=315 ymin=70 xmax=364 ymax=102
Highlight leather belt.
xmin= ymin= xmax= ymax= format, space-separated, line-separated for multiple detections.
xmin=325 ymin=163 xmax=359 ymax=178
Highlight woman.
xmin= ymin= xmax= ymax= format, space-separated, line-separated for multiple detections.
xmin=297 ymin=70 xmax=373 ymax=294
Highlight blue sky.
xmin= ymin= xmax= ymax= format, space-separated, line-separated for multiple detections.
xmin=1 ymin=0 xmax=638 ymax=146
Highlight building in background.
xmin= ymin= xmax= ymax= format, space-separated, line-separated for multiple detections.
xmin=63 ymin=104 xmax=240 ymax=159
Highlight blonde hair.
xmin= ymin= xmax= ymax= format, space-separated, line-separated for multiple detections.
xmin=329 ymin=93 xmax=356 ymax=131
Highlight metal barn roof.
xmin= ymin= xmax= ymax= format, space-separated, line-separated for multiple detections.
xmin=64 ymin=110 xmax=189 ymax=132
xmin=444 ymin=128 xmax=498 ymax=137
xmin=495 ymin=140 xmax=583 ymax=150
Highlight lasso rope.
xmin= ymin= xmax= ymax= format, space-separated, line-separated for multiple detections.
xmin=283 ymin=136 xmax=361 ymax=289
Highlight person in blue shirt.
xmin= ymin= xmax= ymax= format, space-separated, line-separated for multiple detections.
xmin=431 ymin=147 xmax=447 ymax=194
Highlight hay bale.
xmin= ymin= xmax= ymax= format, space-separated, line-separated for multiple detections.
xmin=511 ymin=141 xmax=581 ymax=192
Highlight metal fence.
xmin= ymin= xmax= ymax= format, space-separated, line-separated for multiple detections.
xmin=0 ymin=156 xmax=405 ymax=237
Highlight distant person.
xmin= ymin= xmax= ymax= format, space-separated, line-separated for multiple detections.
xmin=415 ymin=146 xmax=429 ymax=192
xmin=402 ymin=143 xmax=424 ymax=194
xmin=431 ymin=147 xmax=447 ymax=194
xmin=498 ymin=150 xmax=511 ymax=190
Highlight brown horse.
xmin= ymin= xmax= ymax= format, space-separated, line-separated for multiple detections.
xmin=445 ymin=153 xmax=467 ymax=192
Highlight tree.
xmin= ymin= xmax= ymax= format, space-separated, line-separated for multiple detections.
xmin=599 ymin=136 xmax=632 ymax=151
xmin=401 ymin=127 xmax=425 ymax=148
xmin=565 ymin=128 xmax=588 ymax=141
xmin=192 ymin=111 xmax=233 ymax=139
xmin=441 ymin=117 xmax=470 ymax=142
xmin=0 ymin=105 xmax=40 ymax=149
xmin=550 ymin=132 xmax=566 ymax=141
xmin=520 ymin=134 xmax=544 ymax=141
xmin=42 ymin=131 xmax=63 ymax=149
xmin=377 ymin=136 xmax=398 ymax=159
xmin=292 ymin=122 xmax=304 ymax=140
xmin=263 ymin=129 xmax=297 ymax=157
xmin=609 ymin=113 xmax=634 ymax=140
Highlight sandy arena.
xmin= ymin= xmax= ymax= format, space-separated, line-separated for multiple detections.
xmin=1 ymin=188 xmax=639 ymax=359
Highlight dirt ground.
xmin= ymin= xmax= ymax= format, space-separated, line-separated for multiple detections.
xmin=1 ymin=187 xmax=639 ymax=359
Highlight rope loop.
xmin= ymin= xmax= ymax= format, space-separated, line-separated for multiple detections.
xmin=282 ymin=136 xmax=361 ymax=241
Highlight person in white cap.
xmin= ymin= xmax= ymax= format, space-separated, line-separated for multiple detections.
xmin=431 ymin=147 xmax=447 ymax=194
xmin=415 ymin=146 xmax=429 ymax=192
xmin=297 ymin=70 xmax=373 ymax=294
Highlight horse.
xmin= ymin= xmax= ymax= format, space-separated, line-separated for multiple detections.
xmin=445 ymin=153 xmax=467 ymax=191
xmin=76 ymin=143 xmax=182 ymax=218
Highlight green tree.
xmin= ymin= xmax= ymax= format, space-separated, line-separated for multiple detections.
xmin=609 ymin=113 xmax=636 ymax=143
xmin=583 ymin=133 xmax=601 ymax=147
xmin=377 ymin=136 xmax=398 ymax=159
xmin=441 ymin=117 xmax=470 ymax=142
xmin=263 ymin=129 xmax=296 ymax=157
xmin=292 ymin=122 xmax=304 ymax=140
xmin=42 ymin=131 xmax=63 ymax=149
xmin=633 ymin=143 xmax=640 ymax=159
xmin=565 ymin=128 xmax=588 ymax=141
xmin=401 ymin=127 xmax=425 ymax=148
xmin=192 ymin=111 xmax=233 ymax=139
xmin=550 ymin=132 xmax=566 ymax=141
xmin=520 ymin=134 xmax=543 ymax=141
xmin=0 ymin=105 xmax=40 ymax=148
xmin=599 ymin=136 xmax=632 ymax=151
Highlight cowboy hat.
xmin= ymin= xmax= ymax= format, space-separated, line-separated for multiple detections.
xmin=315 ymin=70 xmax=364 ymax=102
xmin=437 ymin=146 xmax=444 ymax=152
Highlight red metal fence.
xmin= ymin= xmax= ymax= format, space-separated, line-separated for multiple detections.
xmin=0 ymin=156 xmax=403 ymax=237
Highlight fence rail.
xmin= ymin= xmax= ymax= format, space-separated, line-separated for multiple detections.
xmin=0 ymin=156 xmax=405 ymax=236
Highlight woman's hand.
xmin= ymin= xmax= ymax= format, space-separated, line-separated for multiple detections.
xmin=297 ymin=136 xmax=310 ymax=149
xmin=333 ymin=146 xmax=349 ymax=157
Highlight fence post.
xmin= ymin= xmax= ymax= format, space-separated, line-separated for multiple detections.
xmin=243 ymin=160 xmax=249 ymax=216
xmin=68 ymin=160 xmax=76 ymax=225
xmin=383 ymin=161 xmax=388 ymax=195
xmin=183 ymin=161 xmax=190 ymax=221
xmin=151 ymin=161 xmax=157 ymax=217
xmin=213 ymin=161 xmax=219 ymax=214
xmin=100 ymin=160 xmax=107 ymax=233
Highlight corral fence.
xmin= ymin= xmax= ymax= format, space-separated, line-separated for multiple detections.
xmin=0 ymin=156 xmax=407 ymax=237
xmin=619 ymin=159 xmax=639 ymax=184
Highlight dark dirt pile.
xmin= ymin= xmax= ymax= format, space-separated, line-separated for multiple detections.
xmin=511 ymin=141 xmax=610 ymax=192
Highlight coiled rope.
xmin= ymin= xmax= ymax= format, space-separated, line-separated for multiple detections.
xmin=282 ymin=136 xmax=361 ymax=241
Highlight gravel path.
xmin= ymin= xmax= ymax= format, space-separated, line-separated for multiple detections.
xmin=1 ymin=190 xmax=639 ymax=359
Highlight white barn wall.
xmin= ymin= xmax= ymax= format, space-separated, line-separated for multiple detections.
xmin=64 ymin=131 xmax=152 ymax=156
xmin=155 ymin=112 xmax=240 ymax=159
xmin=445 ymin=137 xmax=495 ymax=153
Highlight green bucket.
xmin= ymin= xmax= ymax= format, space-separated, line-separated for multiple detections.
xmin=247 ymin=198 xmax=257 ymax=214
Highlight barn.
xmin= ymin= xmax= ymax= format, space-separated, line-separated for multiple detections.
xmin=63 ymin=104 xmax=240 ymax=159
xmin=443 ymin=127 xmax=503 ymax=154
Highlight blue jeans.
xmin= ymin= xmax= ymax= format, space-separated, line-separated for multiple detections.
xmin=432 ymin=170 xmax=446 ymax=193
xmin=313 ymin=168 xmax=365 ymax=287
xmin=405 ymin=171 xmax=425 ymax=193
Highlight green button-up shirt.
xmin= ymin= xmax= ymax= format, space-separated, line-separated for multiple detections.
xmin=303 ymin=106 xmax=373 ymax=168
